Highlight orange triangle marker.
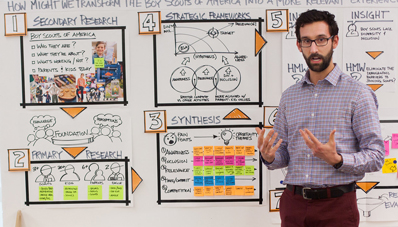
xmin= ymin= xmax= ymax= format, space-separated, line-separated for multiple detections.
xmin=61 ymin=107 xmax=87 ymax=119
xmin=224 ymin=108 xmax=251 ymax=120
xmin=356 ymin=181 xmax=379 ymax=194
xmin=366 ymin=51 xmax=383 ymax=60
xmin=367 ymin=84 xmax=383 ymax=92
xmin=62 ymin=147 xmax=87 ymax=159
xmin=132 ymin=167 xmax=143 ymax=193
xmin=255 ymin=29 xmax=267 ymax=56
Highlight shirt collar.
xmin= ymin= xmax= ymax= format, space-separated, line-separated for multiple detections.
xmin=301 ymin=63 xmax=341 ymax=86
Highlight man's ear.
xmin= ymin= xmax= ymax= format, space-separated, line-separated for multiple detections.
xmin=332 ymin=35 xmax=339 ymax=49
xmin=296 ymin=40 xmax=302 ymax=53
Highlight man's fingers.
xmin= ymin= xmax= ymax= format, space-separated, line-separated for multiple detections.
xmin=267 ymin=132 xmax=279 ymax=150
xmin=300 ymin=129 xmax=314 ymax=149
xmin=255 ymin=127 xmax=265 ymax=148
xmin=304 ymin=128 xmax=322 ymax=146
xmin=272 ymin=139 xmax=283 ymax=151
xmin=329 ymin=129 xmax=336 ymax=143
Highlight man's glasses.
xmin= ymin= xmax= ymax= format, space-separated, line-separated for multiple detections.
xmin=299 ymin=36 xmax=334 ymax=48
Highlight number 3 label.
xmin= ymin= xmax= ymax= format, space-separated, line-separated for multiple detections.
xmin=144 ymin=110 xmax=167 ymax=133
xmin=266 ymin=9 xmax=289 ymax=32
xmin=8 ymin=149 xmax=30 ymax=171
xmin=138 ymin=11 xmax=161 ymax=35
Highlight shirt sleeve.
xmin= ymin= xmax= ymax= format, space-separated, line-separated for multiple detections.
xmin=338 ymin=87 xmax=385 ymax=174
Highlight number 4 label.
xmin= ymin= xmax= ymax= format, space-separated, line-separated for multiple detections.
xmin=138 ymin=11 xmax=161 ymax=35
xmin=266 ymin=9 xmax=289 ymax=32
xmin=144 ymin=110 xmax=167 ymax=133
xmin=8 ymin=149 xmax=30 ymax=171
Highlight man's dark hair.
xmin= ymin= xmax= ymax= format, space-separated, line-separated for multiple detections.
xmin=295 ymin=10 xmax=339 ymax=40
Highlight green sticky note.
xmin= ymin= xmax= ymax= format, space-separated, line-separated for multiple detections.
xmin=64 ymin=186 xmax=78 ymax=200
xmin=193 ymin=166 xmax=204 ymax=176
xmin=94 ymin=58 xmax=105 ymax=68
xmin=215 ymin=166 xmax=225 ymax=176
xmin=109 ymin=186 xmax=124 ymax=200
xmin=204 ymin=166 xmax=214 ymax=176
xmin=39 ymin=186 xmax=53 ymax=201
xmin=225 ymin=166 xmax=235 ymax=175
xmin=235 ymin=166 xmax=245 ymax=176
xmin=88 ymin=185 xmax=102 ymax=200
xmin=245 ymin=165 xmax=255 ymax=175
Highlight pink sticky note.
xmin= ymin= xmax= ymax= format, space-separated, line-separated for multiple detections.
xmin=392 ymin=134 xmax=398 ymax=149
xmin=235 ymin=156 xmax=245 ymax=166
xmin=194 ymin=156 xmax=203 ymax=166
xmin=215 ymin=156 xmax=225 ymax=166
xmin=204 ymin=156 xmax=214 ymax=166
xmin=384 ymin=141 xmax=390 ymax=156
xmin=225 ymin=156 xmax=234 ymax=165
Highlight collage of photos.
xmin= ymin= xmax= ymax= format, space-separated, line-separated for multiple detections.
xmin=29 ymin=41 xmax=124 ymax=104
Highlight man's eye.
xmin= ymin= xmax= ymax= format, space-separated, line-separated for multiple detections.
xmin=318 ymin=38 xmax=325 ymax=42
xmin=302 ymin=39 xmax=311 ymax=44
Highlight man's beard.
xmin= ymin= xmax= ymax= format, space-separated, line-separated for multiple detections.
xmin=303 ymin=46 xmax=333 ymax=72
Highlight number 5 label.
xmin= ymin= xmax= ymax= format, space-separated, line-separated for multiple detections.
xmin=144 ymin=110 xmax=167 ymax=133
xmin=138 ymin=11 xmax=161 ymax=35
xmin=8 ymin=149 xmax=30 ymax=171
xmin=266 ymin=9 xmax=289 ymax=32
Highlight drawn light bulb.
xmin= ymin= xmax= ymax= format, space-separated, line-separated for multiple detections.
xmin=221 ymin=129 xmax=233 ymax=145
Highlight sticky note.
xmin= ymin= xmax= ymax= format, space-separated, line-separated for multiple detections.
xmin=215 ymin=156 xmax=225 ymax=166
xmin=215 ymin=176 xmax=224 ymax=186
xmin=193 ymin=166 xmax=204 ymax=176
xmin=225 ymin=156 xmax=234 ymax=165
xmin=194 ymin=187 xmax=204 ymax=196
xmin=193 ymin=146 xmax=204 ymax=156
xmin=194 ymin=176 xmax=204 ymax=186
xmin=245 ymin=186 xmax=255 ymax=196
xmin=94 ymin=58 xmax=105 ymax=68
xmin=382 ymin=158 xmax=397 ymax=174
xmin=235 ymin=166 xmax=245 ymax=176
xmin=204 ymin=166 xmax=214 ymax=176
xmin=204 ymin=176 xmax=214 ymax=186
xmin=245 ymin=166 xmax=255 ymax=175
xmin=204 ymin=146 xmax=214 ymax=156
xmin=245 ymin=146 xmax=255 ymax=156
xmin=235 ymin=146 xmax=245 ymax=155
xmin=194 ymin=156 xmax=204 ymax=166
xmin=215 ymin=166 xmax=225 ymax=176
xmin=214 ymin=146 xmax=224 ymax=156
xmin=392 ymin=134 xmax=398 ymax=149
xmin=225 ymin=146 xmax=235 ymax=155
xmin=235 ymin=186 xmax=245 ymax=195
xmin=215 ymin=186 xmax=224 ymax=195
xmin=39 ymin=186 xmax=53 ymax=201
xmin=385 ymin=140 xmax=390 ymax=156
xmin=204 ymin=186 xmax=214 ymax=196
xmin=204 ymin=156 xmax=214 ymax=166
xmin=225 ymin=166 xmax=235 ymax=175
xmin=109 ymin=185 xmax=124 ymax=200
xmin=235 ymin=156 xmax=245 ymax=166
xmin=88 ymin=185 xmax=102 ymax=200
xmin=225 ymin=176 xmax=235 ymax=186
xmin=225 ymin=186 xmax=235 ymax=195
xmin=64 ymin=186 xmax=78 ymax=200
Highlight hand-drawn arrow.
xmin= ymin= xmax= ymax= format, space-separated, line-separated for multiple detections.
xmin=235 ymin=177 xmax=256 ymax=181
xmin=222 ymin=56 xmax=229 ymax=65
xmin=194 ymin=135 xmax=219 ymax=139
xmin=203 ymin=68 xmax=209 ymax=75
xmin=182 ymin=57 xmax=190 ymax=65
xmin=245 ymin=158 xmax=258 ymax=162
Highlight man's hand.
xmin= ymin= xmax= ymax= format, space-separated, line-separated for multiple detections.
xmin=255 ymin=127 xmax=283 ymax=163
xmin=299 ymin=128 xmax=342 ymax=166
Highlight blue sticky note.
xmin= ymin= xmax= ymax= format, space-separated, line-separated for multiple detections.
xmin=225 ymin=176 xmax=235 ymax=186
xmin=215 ymin=176 xmax=224 ymax=186
xmin=204 ymin=176 xmax=214 ymax=186
xmin=194 ymin=176 xmax=204 ymax=186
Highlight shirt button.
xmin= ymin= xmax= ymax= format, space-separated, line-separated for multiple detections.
xmin=307 ymin=154 xmax=311 ymax=158
xmin=314 ymin=93 xmax=318 ymax=97
xmin=311 ymin=113 xmax=315 ymax=117
xmin=306 ymin=175 xmax=309 ymax=178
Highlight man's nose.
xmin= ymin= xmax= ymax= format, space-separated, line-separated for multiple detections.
xmin=310 ymin=41 xmax=318 ymax=53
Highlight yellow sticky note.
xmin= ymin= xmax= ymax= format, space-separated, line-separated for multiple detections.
xmin=225 ymin=146 xmax=235 ymax=156
xmin=215 ymin=186 xmax=224 ymax=195
xmin=235 ymin=146 xmax=245 ymax=155
xmin=225 ymin=166 xmax=235 ymax=175
xmin=382 ymin=158 xmax=397 ymax=173
xmin=193 ymin=166 xmax=204 ymax=176
xmin=245 ymin=166 xmax=255 ymax=175
xmin=225 ymin=186 xmax=235 ymax=196
xmin=94 ymin=57 xmax=105 ymax=68
xmin=193 ymin=147 xmax=204 ymax=156
xmin=109 ymin=185 xmax=124 ymax=200
xmin=204 ymin=187 xmax=214 ymax=196
xmin=64 ymin=186 xmax=78 ymax=200
xmin=204 ymin=166 xmax=214 ymax=176
xmin=88 ymin=185 xmax=102 ymax=200
xmin=245 ymin=186 xmax=255 ymax=196
xmin=39 ymin=186 xmax=53 ymax=201
xmin=235 ymin=186 xmax=245 ymax=195
xmin=204 ymin=146 xmax=214 ymax=156
xmin=214 ymin=146 xmax=224 ymax=156
xmin=245 ymin=146 xmax=255 ymax=156
xmin=194 ymin=187 xmax=204 ymax=196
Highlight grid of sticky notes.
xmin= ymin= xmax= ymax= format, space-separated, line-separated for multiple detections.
xmin=193 ymin=146 xmax=255 ymax=196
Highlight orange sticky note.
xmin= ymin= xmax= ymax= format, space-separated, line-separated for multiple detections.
xmin=214 ymin=146 xmax=224 ymax=156
xmin=215 ymin=186 xmax=224 ymax=195
xmin=225 ymin=186 xmax=235 ymax=196
xmin=245 ymin=146 xmax=255 ymax=156
xmin=204 ymin=146 xmax=214 ymax=156
xmin=204 ymin=187 xmax=214 ymax=196
xmin=245 ymin=186 xmax=255 ymax=196
xmin=235 ymin=186 xmax=245 ymax=195
xmin=225 ymin=146 xmax=235 ymax=156
xmin=193 ymin=147 xmax=204 ymax=156
xmin=194 ymin=187 xmax=204 ymax=196
xmin=235 ymin=146 xmax=245 ymax=155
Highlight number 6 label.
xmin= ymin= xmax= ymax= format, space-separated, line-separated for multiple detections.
xmin=266 ymin=9 xmax=289 ymax=32
xmin=8 ymin=149 xmax=30 ymax=171
xmin=138 ymin=11 xmax=161 ymax=35
xmin=144 ymin=110 xmax=167 ymax=133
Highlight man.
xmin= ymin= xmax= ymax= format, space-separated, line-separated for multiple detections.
xmin=256 ymin=10 xmax=384 ymax=227
xmin=77 ymin=73 xmax=86 ymax=102
xmin=49 ymin=83 xmax=60 ymax=103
